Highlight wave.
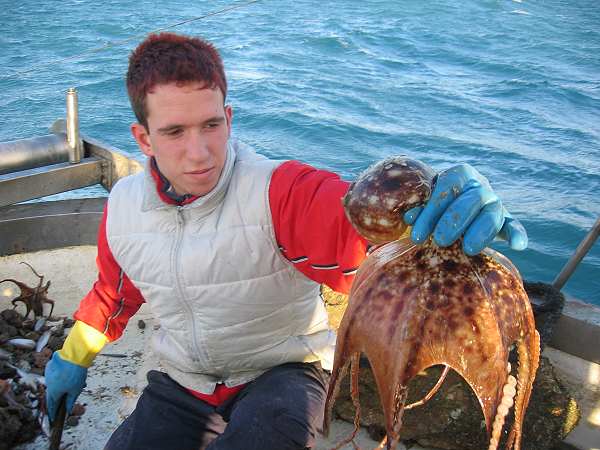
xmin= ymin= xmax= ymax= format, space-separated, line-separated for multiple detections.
xmin=511 ymin=9 xmax=531 ymax=15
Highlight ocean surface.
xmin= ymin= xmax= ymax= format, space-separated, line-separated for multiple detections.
xmin=0 ymin=0 xmax=598 ymax=304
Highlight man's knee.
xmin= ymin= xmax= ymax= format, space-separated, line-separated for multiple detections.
xmin=229 ymin=405 xmax=319 ymax=450
xmin=271 ymin=407 xmax=320 ymax=449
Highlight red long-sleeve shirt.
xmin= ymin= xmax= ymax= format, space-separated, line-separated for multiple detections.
xmin=74 ymin=159 xmax=367 ymax=404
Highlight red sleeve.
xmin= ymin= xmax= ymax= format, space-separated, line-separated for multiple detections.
xmin=269 ymin=160 xmax=368 ymax=294
xmin=73 ymin=205 xmax=145 ymax=341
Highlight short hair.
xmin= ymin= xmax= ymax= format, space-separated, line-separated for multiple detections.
xmin=126 ymin=32 xmax=227 ymax=129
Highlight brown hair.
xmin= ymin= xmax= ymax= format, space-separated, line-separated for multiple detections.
xmin=126 ymin=32 xmax=227 ymax=129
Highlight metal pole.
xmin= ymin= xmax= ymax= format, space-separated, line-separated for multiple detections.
xmin=66 ymin=87 xmax=83 ymax=164
xmin=0 ymin=135 xmax=71 ymax=175
xmin=553 ymin=217 xmax=600 ymax=290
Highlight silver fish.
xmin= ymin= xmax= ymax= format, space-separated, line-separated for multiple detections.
xmin=15 ymin=367 xmax=45 ymax=390
xmin=45 ymin=319 xmax=64 ymax=329
xmin=39 ymin=412 xmax=51 ymax=437
xmin=6 ymin=338 xmax=36 ymax=350
xmin=0 ymin=347 xmax=11 ymax=360
xmin=36 ymin=330 xmax=51 ymax=352
xmin=34 ymin=317 xmax=47 ymax=332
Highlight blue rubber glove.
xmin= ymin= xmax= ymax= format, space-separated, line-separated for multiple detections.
xmin=403 ymin=164 xmax=528 ymax=255
xmin=45 ymin=351 xmax=87 ymax=422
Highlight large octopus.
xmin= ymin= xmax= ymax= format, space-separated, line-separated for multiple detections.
xmin=323 ymin=157 xmax=540 ymax=450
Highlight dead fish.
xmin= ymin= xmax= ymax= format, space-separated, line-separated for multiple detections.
xmin=34 ymin=317 xmax=47 ymax=332
xmin=6 ymin=338 xmax=36 ymax=350
xmin=45 ymin=319 xmax=64 ymax=329
xmin=39 ymin=412 xmax=51 ymax=436
xmin=36 ymin=329 xmax=51 ymax=352
xmin=46 ymin=318 xmax=65 ymax=336
xmin=0 ymin=348 xmax=11 ymax=360
xmin=14 ymin=367 xmax=45 ymax=390
xmin=16 ymin=359 xmax=32 ymax=372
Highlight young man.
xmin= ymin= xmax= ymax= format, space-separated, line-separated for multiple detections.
xmin=45 ymin=33 xmax=527 ymax=450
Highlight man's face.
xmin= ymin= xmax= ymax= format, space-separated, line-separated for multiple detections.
xmin=131 ymin=82 xmax=232 ymax=197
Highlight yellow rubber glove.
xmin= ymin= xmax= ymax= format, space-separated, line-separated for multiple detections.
xmin=57 ymin=320 xmax=108 ymax=368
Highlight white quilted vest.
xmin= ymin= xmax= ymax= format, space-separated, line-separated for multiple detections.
xmin=106 ymin=140 xmax=335 ymax=393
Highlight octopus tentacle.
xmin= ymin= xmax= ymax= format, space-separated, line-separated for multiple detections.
xmin=349 ymin=353 xmax=362 ymax=447
xmin=387 ymin=384 xmax=408 ymax=450
xmin=330 ymin=353 xmax=362 ymax=450
xmin=20 ymin=261 xmax=44 ymax=280
xmin=0 ymin=279 xmax=36 ymax=317
xmin=376 ymin=436 xmax=388 ymax=449
xmin=524 ymin=331 xmax=541 ymax=414
xmin=0 ymin=278 xmax=29 ymax=288
xmin=506 ymin=339 xmax=529 ymax=450
xmin=323 ymin=355 xmax=351 ymax=438
xmin=405 ymin=365 xmax=450 ymax=410
xmin=506 ymin=330 xmax=540 ymax=450
xmin=487 ymin=374 xmax=517 ymax=450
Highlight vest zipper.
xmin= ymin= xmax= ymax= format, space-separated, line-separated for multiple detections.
xmin=173 ymin=206 xmax=203 ymax=363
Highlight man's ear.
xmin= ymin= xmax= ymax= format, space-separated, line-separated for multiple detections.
xmin=131 ymin=123 xmax=154 ymax=157
xmin=224 ymin=105 xmax=233 ymax=138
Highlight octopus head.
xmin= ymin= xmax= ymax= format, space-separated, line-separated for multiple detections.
xmin=343 ymin=156 xmax=436 ymax=244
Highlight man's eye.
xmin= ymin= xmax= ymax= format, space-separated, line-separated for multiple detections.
xmin=206 ymin=122 xmax=220 ymax=129
xmin=166 ymin=129 xmax=183 ymax=136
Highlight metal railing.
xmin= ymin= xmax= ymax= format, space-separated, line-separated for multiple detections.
xmin=553 ymin=217 xmax=600 ymax=291
xmin=0 ymin=88 xmax=142 ymax=209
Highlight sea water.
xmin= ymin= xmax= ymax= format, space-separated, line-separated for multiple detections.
xmin=0 ymin=0 xmax=598 ymax=304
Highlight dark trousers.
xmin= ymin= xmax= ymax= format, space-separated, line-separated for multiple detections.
xmin=104 ymin=362 xmax=329 ymax=450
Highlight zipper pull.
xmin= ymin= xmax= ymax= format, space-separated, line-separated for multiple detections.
xmin=176 ymin=207 xmax=184 ymax=225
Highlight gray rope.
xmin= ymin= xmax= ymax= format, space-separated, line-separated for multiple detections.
xmin=0 ymin=0 xmax=262 ymax=81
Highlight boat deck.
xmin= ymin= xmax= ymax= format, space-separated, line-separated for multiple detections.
xmin=2 ymin=246 xmax=598 ymax=450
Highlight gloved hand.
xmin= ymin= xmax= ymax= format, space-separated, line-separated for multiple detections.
xmin=45 ymin=351 xmax=87 ymax=422
xmin=403 ymin=164 xmax=527 ymax=255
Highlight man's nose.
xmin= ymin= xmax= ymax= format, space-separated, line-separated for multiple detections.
xmin=186 ymin=130 xmax=210 ymax=161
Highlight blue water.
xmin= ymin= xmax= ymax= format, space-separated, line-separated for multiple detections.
xmin=0 ymin=0 xmax=599 ymax=304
